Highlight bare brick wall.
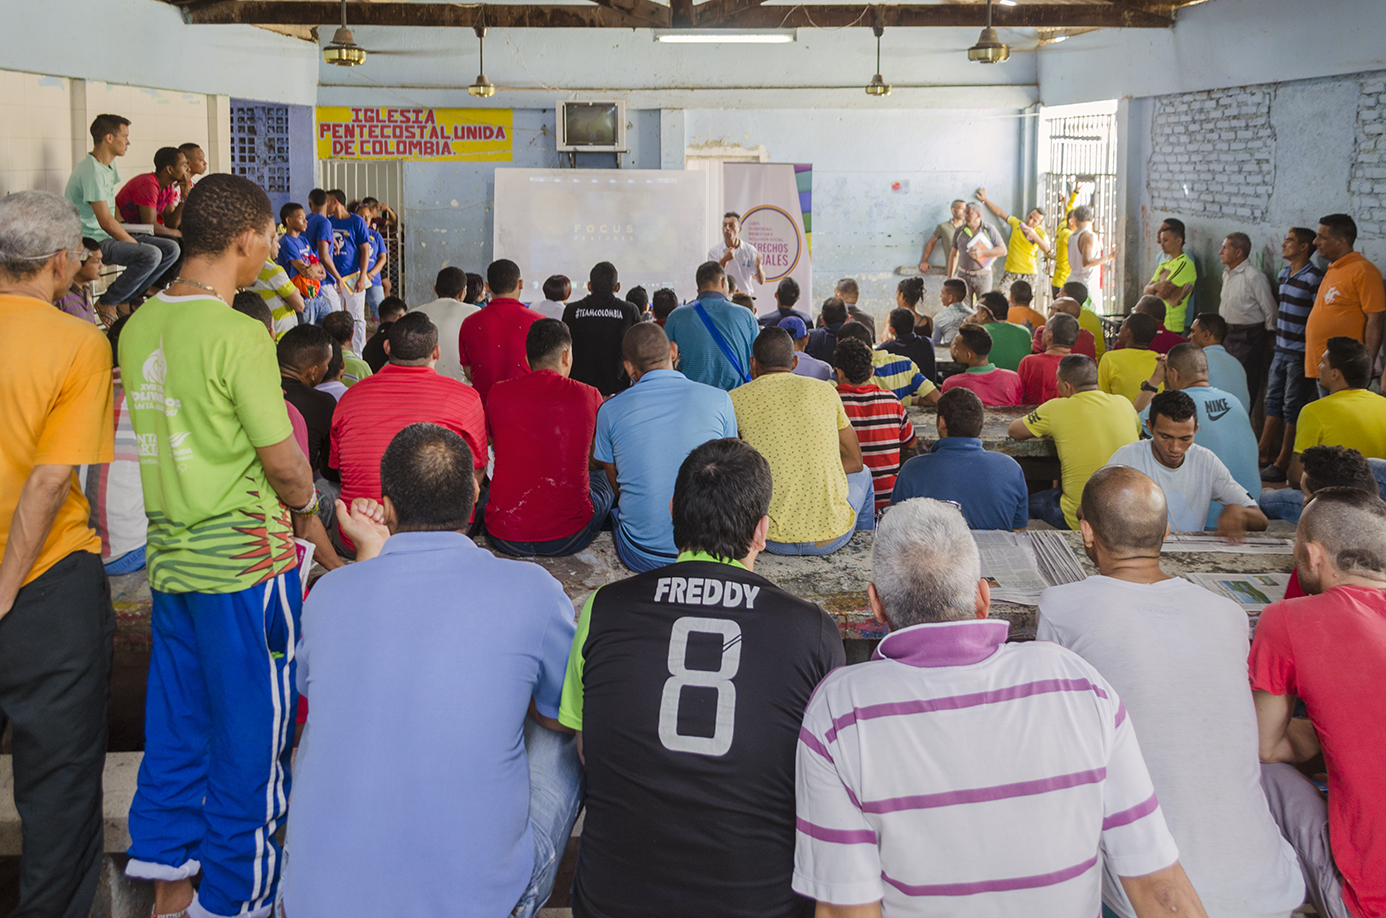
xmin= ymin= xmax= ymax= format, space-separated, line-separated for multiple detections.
xmin=1147 ymin=86 xmax=1276 ymax=223
xmin=1352 ymin=77 xmax=1386 ymax=239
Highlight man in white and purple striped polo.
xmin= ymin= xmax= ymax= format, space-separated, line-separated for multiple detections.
xmin=792 ymin=498 xmax=1210 ymax=918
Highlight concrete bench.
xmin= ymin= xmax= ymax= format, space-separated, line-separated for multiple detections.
xmin=1 ymin=752 xmax=153 ymax=918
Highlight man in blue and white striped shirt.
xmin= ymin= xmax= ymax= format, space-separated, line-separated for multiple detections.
xmin=1260 ymin=227 xmax=1325 ymax=482
xmin=793 ymin=498 xmax=1209 ymax=918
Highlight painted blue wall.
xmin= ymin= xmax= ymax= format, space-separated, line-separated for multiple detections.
xmin=0 ymin=0 xmax=318 ymax=105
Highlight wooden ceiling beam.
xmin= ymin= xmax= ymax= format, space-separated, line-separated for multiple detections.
xmin=179 ymin=1 xmax=1172 ymax=29
xmin=692 ymin=0 xmax=769 ymax=27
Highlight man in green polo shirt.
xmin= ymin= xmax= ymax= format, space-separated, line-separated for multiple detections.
xmin=1144 ymin=217 xmax=1198 ymax=333
xmin=64 ymin=113 xmax=180 ymax=323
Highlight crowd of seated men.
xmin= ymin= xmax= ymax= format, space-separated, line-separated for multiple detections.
xmin=7 ymin=117 xmax=1386 ymax=918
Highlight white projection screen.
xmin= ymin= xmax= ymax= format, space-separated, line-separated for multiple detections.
xmin=493 ymin=168 xmax=708 ymax=304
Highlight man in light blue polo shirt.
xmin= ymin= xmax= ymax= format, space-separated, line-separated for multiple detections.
xmin=595 ymin=323 xmax=738 ymax=572
xmin=1137 ymin=343 xmax=1259 ymax=529
xmin=1189 ymin=312 xmax=1252 ymax=413
xmin=664 ymin=260 xmax=758 ymax=391
xmin=889 ymin=387 xmax=1028 ymax=530
xmin=282 ymin=423 xmax=581 ymax=918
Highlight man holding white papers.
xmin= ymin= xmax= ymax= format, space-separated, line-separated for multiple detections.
xmin=947 ymin=202 xmax=1007 ymax=301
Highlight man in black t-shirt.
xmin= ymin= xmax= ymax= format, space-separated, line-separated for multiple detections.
xmin=558 ymin=438 xmax=844 ymax=918
xmin=879 ymin=306 xmax=939 ymax=383
xmin=362 ymin=295 xmax=406 ymax=372
xmin=563 ymin=261 xmax=640 ymax=396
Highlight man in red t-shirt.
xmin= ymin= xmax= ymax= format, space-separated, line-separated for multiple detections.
xmin=458 ymin=258 xmax=543 ymax=403
xmin=1019 ymin=313 xmax=1078 ymax=405
xmin=834 ymin=338 xmax=916 ymax=511
xmin=1031 ymin=296 xmax=1098 ymax=359
xmin=114 ymin=146 xmax=187 ymax=235
xmin=1250 ymin=487 xmax=1386 ymax=918
xmin=483 ymin=319 xmax=611 ymax=556
xmin=330 ymin=311 xmax=486 ymax=552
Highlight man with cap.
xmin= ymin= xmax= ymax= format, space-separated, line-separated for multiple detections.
xmin=782 ymin=316 xmax=833 ymax=381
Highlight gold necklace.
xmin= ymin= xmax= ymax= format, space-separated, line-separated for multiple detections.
xmin=170 ymin=276 xmax=227 ymax=305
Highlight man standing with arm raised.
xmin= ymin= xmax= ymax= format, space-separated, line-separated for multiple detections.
xmin=118 ymin=174 xmax=318 ymax=918
xmin=976 ymin=186 xmax=1050 ymax=295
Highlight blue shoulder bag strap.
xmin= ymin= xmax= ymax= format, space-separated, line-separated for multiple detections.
xmin=692 ymin=301 xmax=751 ymax=385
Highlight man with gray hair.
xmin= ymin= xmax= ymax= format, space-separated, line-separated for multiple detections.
xmin=1251 ymin=487 xmax=1386 ymax=918
xmin=0 ymin=190 xmax=116 ymax=917
xmin=1018 ymin=311 xmax=1080 ymax=404
xmin=794 ymin=498 xmax=1208 ymax=917
xmin=1218 ymin=231 xmax=1277 ymax=405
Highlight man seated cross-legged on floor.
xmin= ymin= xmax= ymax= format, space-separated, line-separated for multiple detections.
xmin=1038 ymin=466 xmax=1305 ymax=918
xmin=1106 ymin=390 xmax=1267 ymax=537
xmin=1010 ymin=354 xmax=1143 ymax=530
xmin=558 ymin=437 xmax=844 ymax=918
xmin=890 ymin=387 xmax=1028 ymax=530
xmin=595 ymin=323 xmax=738 ymax=573
xmin=730 ymin=326 xmax=873 ymax=555
xmin=793 ymin=497 xmax=1209 ymax=918
xmin=1251 ymin=487 xmax=1386 ymax=918
xmin=282 ymin=423 xmax=581 ymax=918
xmin=484 ymin=318 xmax=612 ymax=557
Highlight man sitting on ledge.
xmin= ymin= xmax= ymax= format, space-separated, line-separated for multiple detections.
xmin=559 ymin=437 xmax=843 ymax=918
xmin=793 ymin=497 xmax=1208 ymax=918
xmin=283 ymin=423 xmax=581 ymax=918
xmin=731 ymin=326 xmax=872 ymax=555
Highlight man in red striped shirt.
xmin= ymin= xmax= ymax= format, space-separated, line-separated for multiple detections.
xmin=458 ymin=258 xmax=543 ymax=403
xmin=834 ymin=338 xmax=916 ymax=512
xmin=329 ymin=311 xmax=486 ymax=552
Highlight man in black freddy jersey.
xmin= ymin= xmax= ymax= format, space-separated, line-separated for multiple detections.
xmin=557 ymin=438 xmax=845 ymax=918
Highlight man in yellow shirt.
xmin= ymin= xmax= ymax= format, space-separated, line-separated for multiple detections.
xmin=1099 ymin=313 xmax=1161 ymax=403
xmin=976 ymin=187 xmax=1051 ymax=296
xmin=1260 ymin=336 xmax=1386 ymax=523
xmin=1009 ymin=354 xmax=1143 ymax=529
xmin=729 ymin=327 xmax=872 ymax=555
xmin=1050 ymin=189 xmax=1080 ymax=297
xmin=0 ymin=191 xmax=116 ymax=918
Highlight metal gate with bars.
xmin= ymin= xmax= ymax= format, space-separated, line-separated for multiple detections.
xmin=319 ymin=159 xmax=405 ymax=302
xmin=1040 ymin=110 xmax=1119 ymax=316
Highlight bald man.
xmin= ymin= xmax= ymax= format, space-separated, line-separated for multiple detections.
xmin=1031 ymin=297 xmax=1098 ymax=360
xmin=596 ymin=323 xmax=738 ymax=572
xmin=1039 ymin=467 xmax=1304 ymax=918
xmin=1135 ymin=342 xmax=1261 ymax=529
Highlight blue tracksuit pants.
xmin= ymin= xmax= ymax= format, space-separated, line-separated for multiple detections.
xmin=126 ymin=571 xmax=301 ymax=918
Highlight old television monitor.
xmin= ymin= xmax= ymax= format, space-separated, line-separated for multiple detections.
xmin=557 ymin=101 xmax=626 ymax=152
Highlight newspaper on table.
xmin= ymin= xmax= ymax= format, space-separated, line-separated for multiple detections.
xmin=1185 ymin=572 xmax=1293 ymax=613
xmin=974 ymin=530 xmax=1088 ymax=605
xmin=1161 ymin=533 xmax=1296 ymax=555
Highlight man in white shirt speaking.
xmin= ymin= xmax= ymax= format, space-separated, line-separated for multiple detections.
xmin=1038 ymin=465 xmax=1305 ymax=918
xmin=1106 ymin=389 xmax=1268 ymax=537
xmin=709 ymin=211 xmax=765 ymax=302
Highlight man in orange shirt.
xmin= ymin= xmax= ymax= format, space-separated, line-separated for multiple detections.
xmin=1304 ymin=214 xmax=1385 ymax=390
xmin=0 ymin=191 xmax=116 ymax=918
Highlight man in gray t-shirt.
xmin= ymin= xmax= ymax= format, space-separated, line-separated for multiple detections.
xmin=1038 ymin=465 xmax=1304 ymax=918
xmin=947 ymin=202 xmax=1006 ymax=300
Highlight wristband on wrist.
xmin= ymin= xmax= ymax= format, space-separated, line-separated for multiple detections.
xmin=290 ymin=490 xmax=321 ymax=517
xmin=1140 ymin=380 xmax=1159 ymax=393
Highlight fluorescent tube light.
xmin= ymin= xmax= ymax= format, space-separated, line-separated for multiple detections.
xmin=653 ymin=30 xmax=796 ymax=43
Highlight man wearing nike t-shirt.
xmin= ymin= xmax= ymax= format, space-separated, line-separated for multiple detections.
xmin=558 ymin=438 xmax=843 ymax=918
